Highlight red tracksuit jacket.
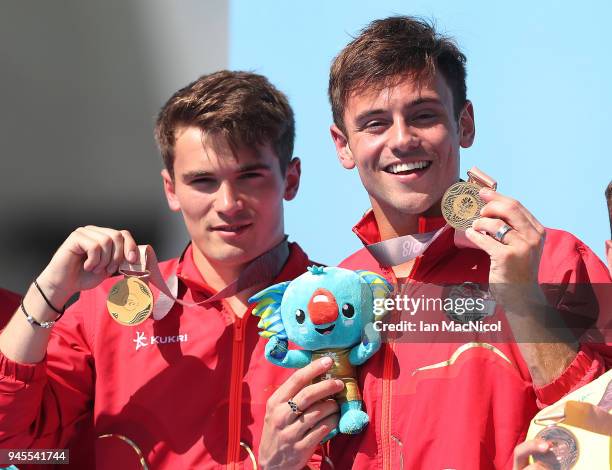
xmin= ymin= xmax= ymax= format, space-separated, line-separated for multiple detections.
xmin=328 ymin=211 xmax=611 ymax=470
xmin=0 ymin=243 xmax=315 ymax=469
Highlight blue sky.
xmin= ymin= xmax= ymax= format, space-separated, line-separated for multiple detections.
xmin=230 ymin=1 xmax=611 ymax=265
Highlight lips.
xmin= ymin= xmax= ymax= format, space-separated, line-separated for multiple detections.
xmin=315 ymin=324 xmax=335 ymax=335
xmin=384 ymin=160 xmax=432 ymax=175
xmin=210 ymin=223 xmax=252 ymax=233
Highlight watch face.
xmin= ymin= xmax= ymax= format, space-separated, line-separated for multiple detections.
xmin=533 ymin=426 xmax=579 ymax=470
xmin=107 ymin=277 xmax=153 ymax=326
xmin=441 ymin=181 xmax=485 ymax=230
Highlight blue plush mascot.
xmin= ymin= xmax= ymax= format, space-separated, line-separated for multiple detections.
xmin=249 ymin=266 xmax=392 ymax=437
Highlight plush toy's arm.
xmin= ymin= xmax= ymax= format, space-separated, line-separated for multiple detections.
xmin=349 ymin=323 xmax=382 ymax=365
xmin=265 ymin=335 xmax=312 ymax=368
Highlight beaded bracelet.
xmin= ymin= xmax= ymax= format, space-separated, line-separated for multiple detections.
xmin=20 ymin=301 xmax=61 ymax=329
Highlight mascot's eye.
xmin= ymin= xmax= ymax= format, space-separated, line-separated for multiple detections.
xmin=341 ymin=303 xmax=355 ymax=318
xmin=295 ymin=309 xmax=306 ymax=324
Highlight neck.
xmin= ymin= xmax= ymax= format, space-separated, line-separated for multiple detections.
xmin=192 ymin=247 xmax=246 ymax=293
xmin=190 ymin=234 xmax=288 ymax=303
xmin=371 ymin=198 xmax=443 ymax=240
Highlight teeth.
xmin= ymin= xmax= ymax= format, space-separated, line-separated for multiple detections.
xmin=313 ymin=294 xmax=329 ymax=303
xmin=386 ymin=161 xmax=430 ymax=174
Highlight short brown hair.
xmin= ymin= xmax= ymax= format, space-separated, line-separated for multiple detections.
xmin=155 ymin=70 xmax=295 ymax=177
xmin=606 ymin=180 xmax=612 ymax=237
xmin=329 ymin=16 xmax=467 ymax=134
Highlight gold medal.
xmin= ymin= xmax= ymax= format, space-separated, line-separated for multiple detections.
xmin=441 ymin=167 xmax=497 ymax=230
xmin=107 ymin=277 xmax=153 ymax=326
xmin=441 ymin=181 xmax=484 ymax=230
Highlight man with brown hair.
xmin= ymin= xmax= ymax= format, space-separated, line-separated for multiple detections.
xmin=259 ymin=16 xmax=611 ymax=469
xmin=0 ymin=70 xmax=338 ymax=468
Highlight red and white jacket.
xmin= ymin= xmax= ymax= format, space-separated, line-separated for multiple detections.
xmin=0 ymin=243 xmax=315 ymax=469
xmin=328 ymin=211 xmax=611 ymax=470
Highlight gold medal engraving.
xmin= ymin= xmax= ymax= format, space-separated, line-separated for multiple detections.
xmin=107 ymin=277 xmax=153 ymax=326
xmin=441 ymin=181 xmax=485 ymax=230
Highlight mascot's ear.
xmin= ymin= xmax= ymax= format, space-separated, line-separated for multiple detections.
xmin=356 ymin=270 xmax=393 ymax=318
xmin=249 ymin=281 xmax=291 ymax=339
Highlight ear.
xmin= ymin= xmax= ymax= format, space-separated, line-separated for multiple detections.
xmin=283 ymin=157 xmax=301 ymax=201
xmin=330 ymin=124 xmax=355 ymax=170
xmin=161 ymin=169 xmax=181 ymax=212
xmin=605 ymin=239 xmax=612 ymax=276
xmin=458 ymin=100 xmax=475 ymax=149
xmin=249 ymin=281 xmax=291 ymax=339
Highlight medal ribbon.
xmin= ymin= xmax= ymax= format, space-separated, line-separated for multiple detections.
xmin=365 ymin=167 xmax=497 ymax=266
xmin=365 ymin=226 xmax=448 ymax=267
xmin=117 ymin=236 xmax=290 ymax=320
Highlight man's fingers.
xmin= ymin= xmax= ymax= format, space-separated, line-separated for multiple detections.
xmin=291 ymin=379 xmax=344 ymax=415
xmin=464 ymin=227 xmax=502 ymax=256
xmin=119 ymin=230 xmax=139 ymax=263
xmin=479 ymin=189 xmax=544 ymax=241
xmin=471 ymin=217 xmax=524 ymax=246
xmin=286 ymin=399 xmax=339 ymax=438
xmin=513 ymin=439 xmax=551 ymax=470
xmin=298 ymin=412 xmax=339 ymax=450
xmin=84 ymin=226 xmax=140 ymax=272
xmin=72 ymin=229 xmax=102 ymax=272
xmin=274 ymin=357 xmax=334 ymax=402
xmin=82 ymin=226 xmax=118 ymax=273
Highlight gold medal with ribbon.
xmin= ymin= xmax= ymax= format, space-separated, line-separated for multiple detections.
xmin=441 ymin=167 xmax=497 ymax=230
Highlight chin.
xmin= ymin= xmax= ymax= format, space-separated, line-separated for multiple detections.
xmin=381 ymin=193 xmax=438 ymax=216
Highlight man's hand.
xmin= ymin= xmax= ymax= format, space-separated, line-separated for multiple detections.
xmin=513 ymin=439 xmax=553 ymax=469
xmin=259 ymin=357 xmax=344 ymax=469
xmin=466 ymin=188 xmax=546 ymax=308
xmin=465 ymin=189 xmax=578 ymax=385
xmin=0 ymin=226 xmax=139 ymax=364
xmin=37 ymin=225 xmax=139 ymax=307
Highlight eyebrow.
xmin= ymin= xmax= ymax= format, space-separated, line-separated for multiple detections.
xmin=353 ymin=97 xmax=443 ymax=125
xmin=182 ymin=162 xmax=273 ymax=181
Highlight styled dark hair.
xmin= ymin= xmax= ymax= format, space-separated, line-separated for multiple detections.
xmin=155 ymin=70 xmax=295 ymax=177
xmin=329 ymin=16 xmax=467 ymax=134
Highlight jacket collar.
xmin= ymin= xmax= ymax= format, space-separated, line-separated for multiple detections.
xmin=175 ymin=241 xmax=310 ymax=296
xmin=352 ymin=208 xmax=447 ymax=246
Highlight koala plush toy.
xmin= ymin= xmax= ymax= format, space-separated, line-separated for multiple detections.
xmin=249 ymin=266 xmax=392 ymax=437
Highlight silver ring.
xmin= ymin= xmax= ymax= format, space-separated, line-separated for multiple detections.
xmin=494 ymin=224 xmax=512 ymax=243
xmin=287 ymin=399 xmax=303 ymax=416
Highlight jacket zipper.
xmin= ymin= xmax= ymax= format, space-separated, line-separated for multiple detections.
xmin=226 ymin=306 xmax=247 ymax=469
xmin=380 ymin=256 xmax=422 ymax=470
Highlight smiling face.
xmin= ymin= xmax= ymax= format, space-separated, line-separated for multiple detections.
xmin=280 ymin=268 xmax=374 ymax=351
xmin=331 ymin=72 xmax=475 ymax=236
xmin=162 ymin=127 xmax=300 ymax=269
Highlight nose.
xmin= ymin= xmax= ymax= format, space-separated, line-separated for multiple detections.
xmin=215 ymin=181 xmax=243 ymax=215
xmin=307 ymin=288 xmax=338 ymax=325
xmin=389 ymin=120 xmax=419 ymax=155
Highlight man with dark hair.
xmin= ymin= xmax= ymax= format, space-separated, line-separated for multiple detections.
xmin=259 ymin=17 xmax=611 ymax=469
xmin=0 ymin=70 xmax=337 ymax=468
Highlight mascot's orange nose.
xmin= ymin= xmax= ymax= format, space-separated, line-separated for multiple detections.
xmin=307 ymin=288 xmax=338 ymax=325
